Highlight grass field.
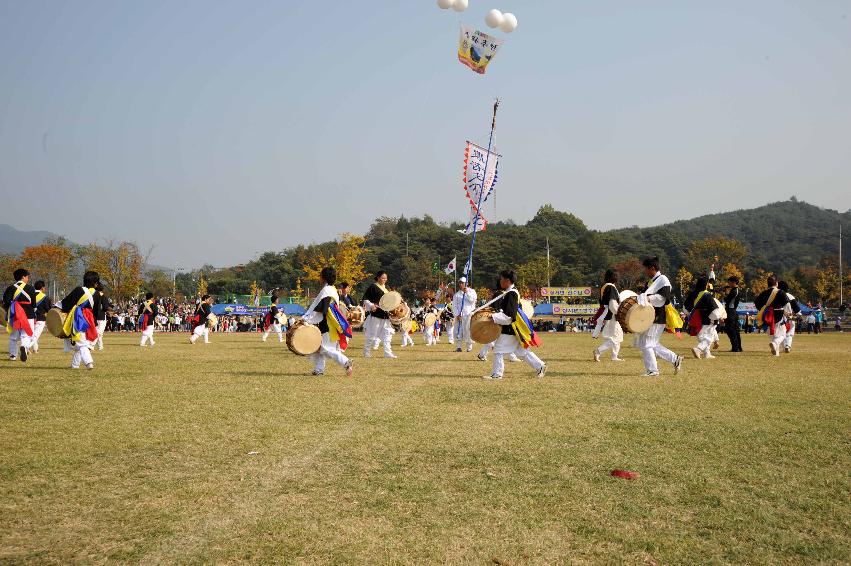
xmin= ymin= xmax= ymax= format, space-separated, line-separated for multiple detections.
xmin=1 ymin=330 xmax=849 ymax=564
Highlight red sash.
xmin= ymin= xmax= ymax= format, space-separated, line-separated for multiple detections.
xmin=11 ymin=300 xmax=33 ymax=336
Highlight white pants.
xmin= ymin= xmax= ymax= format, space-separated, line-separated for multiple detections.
xmin=595 ymin=319 xmax=623 ymax=359
xmin=140 ymin=325 xmax=155 ymax=346
xmin=423 ymin=327 xmax=436 ymax=346
xmin=401 ymin=332 xmax=414 ymax=347
xmin=638 ymin=323 xmax=679 ymax=373
xmin=71 ymin=338 xmax=94 ymax=368
xmin=363 ymin=316 xmax=394 ymax=357
xmin=190 ymin=324 xmax=209 ymax=343
xmin=696 ymin=324 xmax=715 ymax=353
xmin=784 ymin=321 xmax=795 ymax=349
xmin=96 ymin=320 xmax=107 ymax=349
xmin=8 ymin=319 xmax=35 ymax=356
xmin=446 ymin=323 xmax=455 ymax=344
xmin=309 ymin=333 xmax=350 ymax=373
xmin=771 ymin=323 xmax=787 ymax=355
xmin=263 ymin=324 xmax=283 ymax=342
xmin=32 ymin=320 xmax=46 ymax=352
xmin=455 ymin=315 xmax=473 ymax=349
xmin=491 ymin=333 xmax=544 ymax=377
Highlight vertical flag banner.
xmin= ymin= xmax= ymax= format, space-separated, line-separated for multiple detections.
xmin=463 ymin=142 xmax=499 ymax=213
xmin=458 ymin=24 xmax=503 ymax=74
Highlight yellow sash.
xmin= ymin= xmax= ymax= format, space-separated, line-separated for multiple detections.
xmin=5 ymin=282 xmax=30 ymax=332
xmin=63 ymin=288 xmax=95 ymax=342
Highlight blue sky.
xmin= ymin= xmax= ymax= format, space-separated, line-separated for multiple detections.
xmin=1 ymin=1 xmax=849 ymax=267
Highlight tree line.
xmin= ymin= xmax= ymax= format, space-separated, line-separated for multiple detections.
xmin=2 ymin=199 xmax=848 ymax=307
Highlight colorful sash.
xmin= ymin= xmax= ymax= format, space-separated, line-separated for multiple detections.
xmin=139 ymin=300 xmax=154 ymax=331
xmin=6 ymin=281 xmax=33 ymax=336
xmin=63 ymin=288 xmax=98 ymax=342
xmin=685 ymin=290 xmax=709 ymax=337
xmin=327 ymin=302 xmax=352 ymax=350
xmin=511 ymin=297 xmax=541 ymax=349
xmin=756 ymin=288 xmax=779 ymax=334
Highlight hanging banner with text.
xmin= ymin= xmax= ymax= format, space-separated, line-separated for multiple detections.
xmin=540 ymin=287 xmax=594 ymax=298
xmin=551 ymin=304 xmax=599 ymax=316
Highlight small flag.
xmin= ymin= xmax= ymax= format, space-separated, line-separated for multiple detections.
xmin=463 ymin=259 xmax=471 ymax=278
xmin=445 ymin=257 xmax=457 ymax=275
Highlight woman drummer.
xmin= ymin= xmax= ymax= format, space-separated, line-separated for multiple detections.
xmin=303 ymin=267 xmax=354 ymax=377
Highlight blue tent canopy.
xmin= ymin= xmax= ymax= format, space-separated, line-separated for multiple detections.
xmin=211 ymin=303 xmax=305 ymax=317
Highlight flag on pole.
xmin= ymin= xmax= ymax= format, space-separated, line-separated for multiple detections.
xmin=445 ymin=257 xmax=457 ymax=275
xmin=463 ymin=258 xmax=471 ymax=278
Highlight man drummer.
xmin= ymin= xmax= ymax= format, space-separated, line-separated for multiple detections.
xmin=778 ymin=280 xmax=801 ymax=354
xmin=636 ymin=257 xmax=684 ymax=377
xmin=685 ymin=276 xmax=717 ymax=360
xmin=262 ymin=295 xmax=284 ymax=343
xmin=452 ymin=277 xmax=477 ymax=353
xmin=484 ymin=269 xmax=546 ymax=380
xmin=139 ymin=292 xmax=158 ymax=347
xmin=3 ymin=268 xmax=37 ymax=362
xmin=441 ymin=286 xmax=455 ymax=344
xmin=724 ymin=276 xmax=743 ymax=352
xmin=60 ymin=271 xmax=102 ymax=370
xmin=31 ymin=280 xmax=50 ymax=354
xmin=303 ymin=267 xmax=354 ymax=377
xmin=478 ymin=284 xmax=520 ymax=363
xmin=592 ymin=269 xmax=624 ymax=362
xmin=94 ymin=282 xmax=110 ymax=351
xmin=361 ymin=271 xmax=396 ymax=358
xmin=190 ymin=295 xmax=213 ymax=344
xmin=419 ymin=297 xmax=439 ymax=346
xmin=754 ymin=276 xmax=790 ymax=356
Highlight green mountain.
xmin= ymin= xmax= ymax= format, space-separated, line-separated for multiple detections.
xmin=605 ymin=199 xmax=850 ymax=275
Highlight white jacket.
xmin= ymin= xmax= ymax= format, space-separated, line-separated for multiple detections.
xmin=452 ymin=288 xmax=478 ymax=317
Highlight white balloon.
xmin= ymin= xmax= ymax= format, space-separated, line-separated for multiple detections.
xmin=499 ymin=12 xmax=518 ymax=32
xmin=452 ymin=0 xmax=468 ymax=12
xmin=484 ymin=8 xmax=503 ymax=28
xmin=436 ymin=0 xmax=453 ymax=9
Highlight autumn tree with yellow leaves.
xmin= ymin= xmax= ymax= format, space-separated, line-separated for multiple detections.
xmin=302 ymin=233 xmax=368 ymax=287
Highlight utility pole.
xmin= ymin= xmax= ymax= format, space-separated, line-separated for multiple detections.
xmin=546 ymin=237 xmax=551 ymax=304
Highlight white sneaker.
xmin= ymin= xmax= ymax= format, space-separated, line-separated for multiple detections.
xmin=644 ymin=370 xmax=660 ymax=377
xmin=509 ymin=354 xmax=520 ymax=362
xmin=704 ymin=353 xmax=716 ymax=360
xmin=85 ymin=363 xmax=94 ymax=370
xmin=783 ymin=345 xmax=791 ymax=354
xmin=674 ymin=356 xmax=684 ymax=375
xmin=536 ymin=364 xmax=547 ymax=378
xmin=345 ymin=361 xmax=354 ymax=377
xmin=691 ymin=347 xmax=702 ymax=359
xmin=593 ymin=350 xmax=601 ymax=362
xmin=482 ymin=374 xmax=503 ymax=380
xmin=466 ymin=346 xmax=473 ymax=352
xmin=612 ymin=357 xmax=624 ymax=362
xmin=384 ymin=353 xmax=398 ymax=359
xmin=769 ymin=343 xmax=778 ymax=356
xmin=477 ymin=353 xmax=487 ymax=361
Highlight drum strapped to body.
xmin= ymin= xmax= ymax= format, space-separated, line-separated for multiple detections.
xmin=709 ymin=297 xmax=727 ymax=322
xmin=206 ymin=313 xmax=218 ymax=328
xmin=470 ymin=308 xmax=502 ymax=344
xmin=0 ymin=306 xmax=6 ymax=333
xmin=378 ymin=291 xmax=402 ymax=313
xmin=615 ymin=290 xmax=655 ymax=334
xmin=423 ymin=312 xmax=437 ymax=328
xmin=388 ymin=302 xmax=411 ymax=325
xmin=286 ymin=319 xmax=322 ymax=356
xmin=46 ymin=308 xmax=69 ymax=339
xmin=347 ymin=306 xmax=366 ymax=328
